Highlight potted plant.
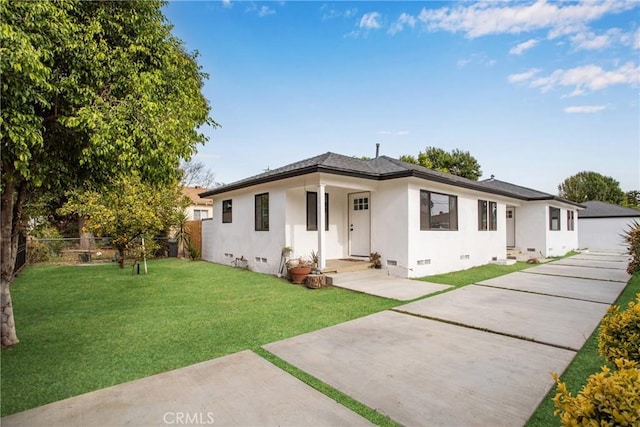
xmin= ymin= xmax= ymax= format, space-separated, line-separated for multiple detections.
xmin=310 ymin=250 xmax=319 ymax=270
xmin=369 ymin=252 xmax=382 ymax=269
xmin=288 ymin=257 xmax=312 ymax=284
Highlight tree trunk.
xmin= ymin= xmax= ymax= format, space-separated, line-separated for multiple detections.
xmin=1 ymin=175 xmax=23 ymax=347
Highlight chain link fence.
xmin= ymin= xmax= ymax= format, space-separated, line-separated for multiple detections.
xmin=26 ymin=237 xmax=177 ymax=266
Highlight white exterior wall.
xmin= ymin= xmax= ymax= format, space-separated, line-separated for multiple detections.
xmin=371 ymin=180 xmax=409 ymax=276
xmin=514 ymin=202 xmax=547 ymax=257
xmin=579 ymin=217 xmax=637 ymax=252
xmin=284 ymin=186 xmax=350 ymax=260
xmin=201 ymin=182 xmax=287 ymax=274
xmin=515 ymin=202 xmax=579 ymax=257
xmin=546 ymin=204 xmax=579 ymax=257
xmin=404 ymin=180 xmax=507 ymax=278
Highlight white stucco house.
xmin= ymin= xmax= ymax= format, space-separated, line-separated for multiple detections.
xmin=578 ymin=201 xmax=640 ymax=252
xmin=199 ymin=152 xmax=582 ymax=278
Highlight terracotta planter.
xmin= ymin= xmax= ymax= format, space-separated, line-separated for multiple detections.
xmin=289 ymin=266 xmax=312 ymax=284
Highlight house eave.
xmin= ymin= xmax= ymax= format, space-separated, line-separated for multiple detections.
xmin=199 ymin=165 xmax=587 ymax=208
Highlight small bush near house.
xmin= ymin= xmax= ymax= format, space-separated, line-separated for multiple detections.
xmin=188 ymin=244 xmax=200 ymax=260
xmin=552 ymin=359 xmax=640 ymax=426
xmin=599 ymin=294 xmax=640 ymax=364
xmin=27 ymin=240 xmax=50 ymax=264
xmin=623 ymin=220 xmax=640 ymax=275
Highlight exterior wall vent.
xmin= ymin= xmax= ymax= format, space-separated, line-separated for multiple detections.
xmin=460 ymin=254 xmax=470 ymax=260
xmin=527 ymin=248 xmax=536 ymax=252
xmin=387 ymin=260 xmax=398 ymax=266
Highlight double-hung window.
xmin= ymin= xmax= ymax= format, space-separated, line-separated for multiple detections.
xmin=420 ymin=191 xmax=458 ymax=230
xmin=222 ymin=199 xmax=232 ymax=223
xmin=549 ymin=207 xmax=561 ymax=231
xmin=255 ymin=193 xmax=269 ymax=231
xmin=478 ymin=200 xmax=497 ymax=231
xmin=567 ymin=210 xmax=575 ymax=231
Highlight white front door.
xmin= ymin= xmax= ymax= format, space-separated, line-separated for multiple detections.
xmin=348 ymin=192 xmax=371 ymax=257
xmin=506 ymin=207 xmax=516 ymax=247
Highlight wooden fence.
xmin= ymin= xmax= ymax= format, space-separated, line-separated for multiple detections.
xmin=186 ymin=220 xmax=202 ymax=255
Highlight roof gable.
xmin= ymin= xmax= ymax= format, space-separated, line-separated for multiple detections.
xmin=182 ymin=186 xmax=213 ymax=206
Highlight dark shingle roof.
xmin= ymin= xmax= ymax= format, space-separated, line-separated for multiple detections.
xmin=199 ymin=152 xmax=582 ymax=207
xmin=579 ymin=201 xmax=640 ymax=218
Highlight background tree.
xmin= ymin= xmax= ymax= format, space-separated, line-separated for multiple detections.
xmin=180 ymin=159 xmax=218 ymax=188
xmin=400 ymin=147 xmax=482 ymax=180
xmin=623 ymin=191 xmax=640 ymax=209
xmin=1 ymin=0 xmax=216 ymax=347
xmin=59 ymin=176 xmax=189 ymax=268
xmin=558 ymin=172 xmax=625 ymax=204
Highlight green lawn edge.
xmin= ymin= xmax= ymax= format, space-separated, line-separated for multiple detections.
xmin=254 ymin=348 xmax=400 ymax=427
xmin=526 ymin=273 xmax=640 ymax=426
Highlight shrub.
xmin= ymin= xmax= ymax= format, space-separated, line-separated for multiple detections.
xmin=622 ymin=220 xmax=640 ymax=275
xmin=27 ymin=240 xmax=50 ymax=264
xmin=188 ymin=243 xmax=200 ymax=261
xmin=598 ymin=294 xmax=640 ymax=364
xmin=552 ymin=360 xmax=640 ymax=426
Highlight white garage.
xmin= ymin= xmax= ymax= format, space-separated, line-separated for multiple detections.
xmin=578 ymin=201 xmax=640 ymax=253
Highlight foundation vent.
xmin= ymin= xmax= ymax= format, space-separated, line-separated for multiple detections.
xmin=460 ymin=254 xmax=470 ymax=260
xmin=386 ymin=260 xmax=398 ymax=266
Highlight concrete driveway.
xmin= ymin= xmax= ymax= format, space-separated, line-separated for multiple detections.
xmin=266 ymin=252 xmax=629 ymax=425
xmin=3 ymin=253 xmax=630 ymax=426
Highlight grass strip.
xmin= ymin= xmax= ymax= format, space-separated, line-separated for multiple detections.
xmin=417 ymin=261 xmax=535 ymax=288
xmin=255 ymin=348 xmax=399 ymax=427
xmin=526 ymin=273 xmax=640 ymax=426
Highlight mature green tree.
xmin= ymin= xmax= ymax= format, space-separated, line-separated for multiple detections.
xmin=59 ymin=176 xmax=189 ymax=268
xmin=400 ymin=147 xmax=482 ymax=180
xmin=623 ymin=191 xmax=640 ymax=209
xmin=558 ymin=172 xmax=625 ymax=204
xmin=1 ymin=0 xmax=216 ymax=347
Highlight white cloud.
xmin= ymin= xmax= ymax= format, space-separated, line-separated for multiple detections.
xmin=509 ymin=39 xmax=538 ymax=55
xmin=388 ymin=13 xmax=417 ymax=35
xmin=417 ymin=0 xmax=637 ymax=39
xmin=530 ymin=62 xmax=640 ymax=93
xmin=507 ymin=68 xmax=541 ymax=84
xmin=564 ymin=105 xmax=607 ymax=113
xmin=457 ymin=53 xmax=496 ymax=68
xmin=221 ymin=0 xmax=232 ymax=9
xmin=321 ymin=5 xmax=357 ymax=21
xmin=620 ymin=28 xmax=640 ymax=49
xmin=258 ymin=5 xmax=275 ymax=17
xmin=570 ymin=28 xmax=620 ymax=50
xmin=377 ymin=130 xmax=392 ymax=135
xmin=359 ymin=12 xmax=382 ymax=30
xmin=396 ymin=130 xmax=410 ymax=136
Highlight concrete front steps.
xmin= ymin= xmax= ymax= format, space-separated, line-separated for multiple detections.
xmin=322 ymin=258 xmax=373 ymax=274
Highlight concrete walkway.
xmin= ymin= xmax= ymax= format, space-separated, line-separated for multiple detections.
xmin=3 ymin=253 xmax=630 ymax=426
xmin=2 ymin=351 xmax=371 ymax=427
xmin=327 ymin=269 xmax=451 ymax=300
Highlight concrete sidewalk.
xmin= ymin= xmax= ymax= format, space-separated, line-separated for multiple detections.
xmin=1 ymin=351 xmax=372 ymax=427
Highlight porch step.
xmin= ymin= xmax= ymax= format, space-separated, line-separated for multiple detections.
xmin=325 ymin=268 xmax=389 ymax=286
xmin=322 ymin=258 xmax=373 ymax=274
xmin=491 ymin=259 xmax=517 ymax=266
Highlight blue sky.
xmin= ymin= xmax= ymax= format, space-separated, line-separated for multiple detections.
xmin=164 ymin=1 xmax=639 ymax=193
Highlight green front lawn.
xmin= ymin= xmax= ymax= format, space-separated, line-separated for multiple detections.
xmin=1 ymin=259 xmax=397 ymax=416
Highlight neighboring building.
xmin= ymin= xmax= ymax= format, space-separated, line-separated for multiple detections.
xmin=578 ymin=201 xmax=640 ymax=252
xmin=182 ymin=186 xmax=213 ymax=220
xmin=199 ymin=152 xmax=582 ymax=278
